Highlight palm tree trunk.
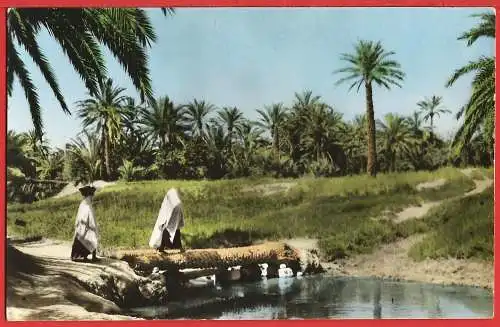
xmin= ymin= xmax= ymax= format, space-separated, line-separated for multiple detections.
xmin=276 ymin=134 xmax=280 ymax=161
xmin=104 ymin=134 xmax=111 ymax=180
xmin=430 ymin=114 xmax=434 ymax=141
xmin=392 ymin=152 xmax=396 ymax=172
xmin=365 ymin=82 xmax=377 ymax=177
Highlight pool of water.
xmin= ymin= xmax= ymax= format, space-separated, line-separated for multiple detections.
xmin=128 ymin=275 xmax=493 ymax=319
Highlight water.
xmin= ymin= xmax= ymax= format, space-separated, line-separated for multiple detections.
xmin=128 ymin=275 xmax=493 ymax=320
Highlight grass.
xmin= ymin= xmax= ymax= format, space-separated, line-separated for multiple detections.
xmin=407 ymin=186 xmax=493 ymax=261
xmin=466 ymin=167 xmax=494 ymax=180
xmin=7 ymin=167 xmax=476 ymax=259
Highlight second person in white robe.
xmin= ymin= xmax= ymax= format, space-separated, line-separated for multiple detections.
xmin=149 ymin=188 xmax=185 ymax=251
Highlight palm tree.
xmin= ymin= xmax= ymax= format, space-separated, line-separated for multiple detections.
xmin=77 ymin=78 xmax=128 ymax=180
xmin=7 ymin=8 xmax=173 ymax=139
xmin=292 ymin=90 xmax=322 ymax=115
xmin=377 ymin=113 xmax=414 ymax=172
xmin=406 ymin=111 xmax=425 ymax=138
xmin=447 ymin=12 xmax=495 ymax=156
xmin=416 ymin=95 xmax=451 ymax=136
xmin=35 ymin=151 xmax=64 ymax=180
xmin=457 ymin=12 xmax=495 ymax=46
xmin=282 ymin=90 xmax=324 ymax=163
xmin=256 ymin=103 xmax=288 ymax=160
xmin=69 ymin=130 xmax=102 ymax=185
xmin=184 ymin=99 xmax=216 ymax=138
xmin=446 ymin=13 xmax=495 ymax=156
xmin=122 ymin=97 xmax=145 ymax=138
xmin=216 ymin=107 xmax=245 ymax=153
xmin=236 ymin=121 xmax=264 ymax=166
xmin=334 ymin=40 xmax=405 ymax=176
xmin=341 ymin=115 xmax=368 ymax=174
xmin=303 ymin=104 xmax=344 ymax=162
xmin=140 ymin=96 xmax=187 ymax=150
xmin=6 ymin=130 xmax=35 ymax=177
xmin=204 ymin=123 xmax=229 ymax=177
xmin=23 ymin=129 xmax=50 ymax=159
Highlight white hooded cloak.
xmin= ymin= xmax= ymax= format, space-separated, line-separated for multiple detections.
xmin=149 ymin=188 xmax=185 ymax=249
xmin=74 ymin=197 xmax=99 ymax=253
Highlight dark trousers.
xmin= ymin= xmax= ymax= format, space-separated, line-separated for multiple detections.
xmin=159 ymin=229 xmax=182 ymax=250
xmin=71 ymin=237 xmax=95 ymax=260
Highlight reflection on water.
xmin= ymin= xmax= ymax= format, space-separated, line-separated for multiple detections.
xmin=129 ymin=275 xmax=493 ymax=320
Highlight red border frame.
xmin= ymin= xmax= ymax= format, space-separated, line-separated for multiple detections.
xmin=0 ymin=1 xmax=497 ymax=326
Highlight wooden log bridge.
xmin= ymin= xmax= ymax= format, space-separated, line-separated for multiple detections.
xmin=110 ymin=242 xmax=300 ymax=273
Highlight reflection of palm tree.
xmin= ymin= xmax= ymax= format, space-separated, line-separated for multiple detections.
xmin=373 ymin=280 xmax=382 ymax=319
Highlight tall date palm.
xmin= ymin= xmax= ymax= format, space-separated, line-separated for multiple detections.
xmin=334 ymin=40 xmax=405 ymax=176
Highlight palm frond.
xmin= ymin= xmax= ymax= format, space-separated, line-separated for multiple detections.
xmin=8 ymin=34 xmax=43 ymax=140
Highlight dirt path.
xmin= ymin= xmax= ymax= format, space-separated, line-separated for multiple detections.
xmin=287 ymin=168 xmax=494 ymax=290
xmin=394 ymin=169 xmax=492 ymax=223
xmin=6 ymin=240 xmax=143 ymax=321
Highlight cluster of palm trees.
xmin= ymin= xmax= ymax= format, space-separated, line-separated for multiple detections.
xmin=7 ymin=86 xmax=466 ymax=185
xmin=6 ymin=9 xmax=495 ymax=201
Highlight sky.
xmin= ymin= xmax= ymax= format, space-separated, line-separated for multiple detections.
xmin=7 ymin=7 xmax=495 ymax=147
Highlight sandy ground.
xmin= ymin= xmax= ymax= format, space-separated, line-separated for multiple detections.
xmin=6 ymin=240 xmax=141 ymax=321
xmin=415 ymin=178 xmax=447 ymax=191
xmin=53 ymin=180 xmax=117 ymax=198
xmin=241 ymin=182 xmax=297 ymax=196
xmin=339 ymin=234 xmax=493 ymax=290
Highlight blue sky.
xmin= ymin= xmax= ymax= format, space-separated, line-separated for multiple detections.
xmin=8 ymin=7 xmax=495 ymax=147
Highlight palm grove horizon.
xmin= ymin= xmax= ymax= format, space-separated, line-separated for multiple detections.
xmin=6 ymin=9 xmax=495 ymax=202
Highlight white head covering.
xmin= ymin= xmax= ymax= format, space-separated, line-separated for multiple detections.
xmin=149 ymin=188 xmax=185 ymax=248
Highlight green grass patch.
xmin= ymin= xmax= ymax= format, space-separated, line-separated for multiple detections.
xmin=7 ymin=167 xmax=475 ymax=257
xmin=408 ymin=186 xmax=493 ymax=261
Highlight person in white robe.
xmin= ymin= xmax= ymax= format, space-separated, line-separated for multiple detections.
xmin=149 ymin=188 xmax=185 ymax=251
xmin=71 ymin=185 xmax=99 ymax=262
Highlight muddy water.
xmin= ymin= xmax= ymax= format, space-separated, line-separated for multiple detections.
xmin=128 ymin=275 xmax=493 ymax=320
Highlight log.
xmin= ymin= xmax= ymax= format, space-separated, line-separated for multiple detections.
xmin=110 ymin=242 xmax=300 ymax=272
